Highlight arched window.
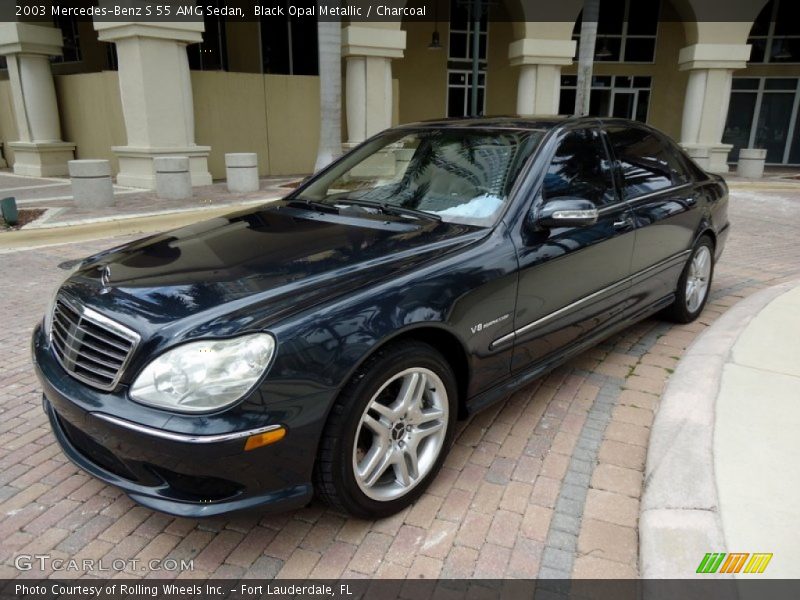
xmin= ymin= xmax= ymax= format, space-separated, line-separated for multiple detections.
xmin=573 ymin=0 xmax=660 ymax=63
xmin=748 ymin=0 xmax=800 ymax=63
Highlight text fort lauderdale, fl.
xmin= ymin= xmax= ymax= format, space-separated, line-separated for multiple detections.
xmin=254 ymin=4 xmax=427 ymax=17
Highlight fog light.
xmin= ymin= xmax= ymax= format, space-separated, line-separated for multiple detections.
xmin=244 ymin=427 xmax=286 ymax=451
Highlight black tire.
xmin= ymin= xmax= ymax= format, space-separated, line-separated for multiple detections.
xmin=313 ymin=341 xmax=458 ymax=518
xmin=664 ymin=236 xmax=715 ymax=323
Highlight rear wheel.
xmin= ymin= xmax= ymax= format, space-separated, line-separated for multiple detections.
xmin=313 ymin=341 xmax=457 ymax=518
xmin=664 ymin=236 xmax=714 ymax=323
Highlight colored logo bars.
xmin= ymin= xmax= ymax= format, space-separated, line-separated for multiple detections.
xmin=696 ymin=553 xmax=773 ymax=574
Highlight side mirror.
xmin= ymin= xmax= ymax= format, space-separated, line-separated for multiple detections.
xmin=535 ymin=198 xmax=599 ymax=228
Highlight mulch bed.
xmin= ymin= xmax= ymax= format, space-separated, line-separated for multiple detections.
xmin=1 ymin=208 xmax=46 ymax=231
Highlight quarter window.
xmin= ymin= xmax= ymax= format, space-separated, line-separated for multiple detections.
xmin=542 ymin=129 xmax=616 ymax=208
xmin=606 ymin=127 xmax=688 ymax=199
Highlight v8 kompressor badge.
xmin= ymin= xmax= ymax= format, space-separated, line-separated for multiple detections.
xmin=470 ymin=313 xmax=510 ymax=334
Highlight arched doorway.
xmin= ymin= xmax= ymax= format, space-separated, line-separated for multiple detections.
xmin=721 ymin=0 xmax=800 ymax=165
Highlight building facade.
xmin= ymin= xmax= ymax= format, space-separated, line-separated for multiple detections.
xmin=0 ymin=0 xmax=798 ymax=186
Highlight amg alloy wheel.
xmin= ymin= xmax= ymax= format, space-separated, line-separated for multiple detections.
xmin=314 ymin=342 xmax=456 ymax=518
xmin=352 ymin=368 xmax=448 ymax=502
xmin=665 ymin=236 xmax=715 ymax=323
xmin=685 ymin=245 xmax=712 ymax=314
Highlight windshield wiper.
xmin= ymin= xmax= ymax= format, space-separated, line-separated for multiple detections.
xmin=287 ymin=198 xmax=339 ymax=213
xmin=333 ymin=198 xmax=441 ymax=222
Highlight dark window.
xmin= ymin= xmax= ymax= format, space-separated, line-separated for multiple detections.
xmin=559 ymin=75 xmax=651 ymax=122
xmin=624 ymin=38 xmax=656 ymax=62
xmin=573 ymin=0 xmax=659 ymax=63
xmin=448 ymin=0 xmax=488 ymax=62
xmin=606 ymin=127 xmax=688 ymax=199
xmin=260 ymin=7 xmax=318 ymax=75
xmin=627 ymin=1 xmax=660 ymax=35
xmin=748 ymin=0 xmax=800 ymax=63
xmin=188 ymin=11 xmax=227 ymax=71
xmin=542 ymin=129 xmax=616 ymax=208
xmin=447 ymin=0 xmax=488 ymax=116
xmin=51 ymin=16 xmax=81 ymax=63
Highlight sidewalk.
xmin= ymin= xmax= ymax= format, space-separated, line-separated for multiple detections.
xmin=0 ymin=170 xmax=303 ymax=250
xmin=641 ymin=279 xmax=800 ymax=579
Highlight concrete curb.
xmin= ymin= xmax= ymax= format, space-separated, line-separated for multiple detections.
xmin=727 ymin=181 xmax=800 ymax=192
xmin=639 ymin=280 xmax=799 ymax=579
xmin=0 ymin=198 xmax=276 ymax=252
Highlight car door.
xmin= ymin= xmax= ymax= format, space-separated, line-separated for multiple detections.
xmin=604 ymin=124 xmax=702 ymax=311
xmin=507 ymin=126 xmax=636 ymax=373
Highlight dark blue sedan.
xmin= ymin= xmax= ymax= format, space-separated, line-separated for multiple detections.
xmin=32 ymin=117 xmax=728 ymax=518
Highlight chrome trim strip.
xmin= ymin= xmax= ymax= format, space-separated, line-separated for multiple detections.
xmin=625 ymin=183 xmax=692 ymax=205
xmin=491 ymin=249 xmax=692 ymax=349
xmin=91 ymin=413 xmax=284 ymax=444
xmin=596 ymin=183 xmax=693 ymax=215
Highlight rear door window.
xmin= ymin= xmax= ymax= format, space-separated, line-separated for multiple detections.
xmin=606 ymin=126 xmax=689 ymax=199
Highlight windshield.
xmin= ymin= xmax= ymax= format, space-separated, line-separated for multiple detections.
xmin=295 ymin=128 xmax=543 ymax=227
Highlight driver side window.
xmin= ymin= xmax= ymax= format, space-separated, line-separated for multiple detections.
xmin=542 ymin=128 xmax=616 ymax=208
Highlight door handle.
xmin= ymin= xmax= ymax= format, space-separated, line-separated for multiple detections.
xmin=613 ymin=217 xmax=633 ymax=229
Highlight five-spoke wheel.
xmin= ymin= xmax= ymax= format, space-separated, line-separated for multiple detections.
xmin=665 ymin=235 xmax=715 ymax=323
xmin=353 ymin=368 xmax=448 ymax=501
xmin=314 ymin=342 xmax=456 ymax=518
xmin=685 ymin=245 xmax=711 ymax=313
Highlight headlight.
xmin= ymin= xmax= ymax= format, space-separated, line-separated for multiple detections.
xmin=129 ymin=333 xmax=276 ymax=413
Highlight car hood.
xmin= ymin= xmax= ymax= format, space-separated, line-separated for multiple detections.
xmin=63 ymin=202 xmax=484 ymax=334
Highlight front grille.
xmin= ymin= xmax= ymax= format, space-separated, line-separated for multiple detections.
xmin=50 ymin=294 xmax=140 ymax=391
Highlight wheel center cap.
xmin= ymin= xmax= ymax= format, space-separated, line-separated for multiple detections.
xmin=391 ymin=422 xmax=408 ymax=441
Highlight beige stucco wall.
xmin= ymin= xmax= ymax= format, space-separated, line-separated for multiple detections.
xmin=192 ymin=71 xmax=272 ymax=178
xmin=54 ymin=71 xmax=126 ymax=170
xmin=16 ymin=71 xmax=323 ymax=180
xmin=262 ymin=74 xmax=321 ymax=175
xmin=0 ymin=79 xmax=19 ymax=165
xmin=484 ymin=20 xmax=518 ymax=116
xmin=394 ymin=21 xmax=449 ymax=123
xmin=190 ymin=72 xmax=324 ymax=178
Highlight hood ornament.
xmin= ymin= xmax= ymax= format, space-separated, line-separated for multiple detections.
xmin=99 ymin=265 xmax=112 ymax=292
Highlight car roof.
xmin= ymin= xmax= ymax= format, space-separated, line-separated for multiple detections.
xmin=396 ymin=115 xmax=645 ymax=132
xmin=396 ymin=115 xmax=588 ymax=132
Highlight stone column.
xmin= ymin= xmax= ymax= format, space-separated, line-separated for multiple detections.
xmin=509 ymin=38 xmax=576 ymax=116
xmin=342 ymin=26 xmax=405 ymax=145
xmin=0 ymin=22 xmax=75 ymax=177
xmin=678 ymin=43 xmax=751 ymax=173
xmin=93 ymin=20 xmax=212 ymax=189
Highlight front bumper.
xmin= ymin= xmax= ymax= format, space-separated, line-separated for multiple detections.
xmin=32 ymin=325 xmax=318 ymax=517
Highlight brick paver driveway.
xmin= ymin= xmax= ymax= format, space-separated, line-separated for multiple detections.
xmin=2 ymin=188 xmax=799 ymax=580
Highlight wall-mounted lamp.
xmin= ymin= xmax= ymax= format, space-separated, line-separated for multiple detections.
xmin=429 ymin=0 xmax=443 ymax=50
xmin=595 ymin=39 xmax=613 ymax=59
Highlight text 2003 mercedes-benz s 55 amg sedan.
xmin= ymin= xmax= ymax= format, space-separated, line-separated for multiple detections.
xmin=32 ymin=117 xmax=728 ymax=518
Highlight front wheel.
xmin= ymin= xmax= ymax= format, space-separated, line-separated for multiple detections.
xmin=664 ymin=236 xmax=714 ymax=323
xmin=314 ymin=341 xmax=457 ymax=518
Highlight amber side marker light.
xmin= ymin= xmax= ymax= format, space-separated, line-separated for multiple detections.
xmin=244 ymin=427 xmax=286 ymax=451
